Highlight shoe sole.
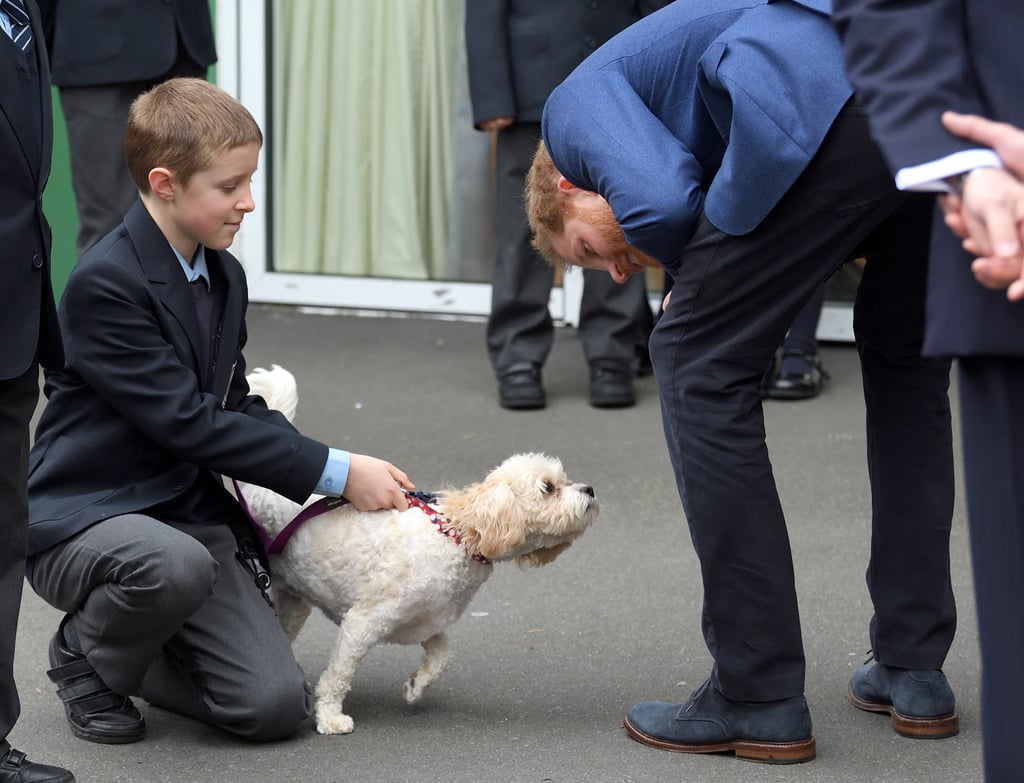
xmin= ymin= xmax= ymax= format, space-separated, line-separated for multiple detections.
xmin=847 ymin=686 xmax=960 ymax=738
xmin=67 ymin=721 xmax=146 ymax=745
xmin=499 ymin=398 xmax=545 ymax=410
xmin=589 ymin=395 xmax=635 ymax=408
xmin=623 ymin=716 xmax=817 ymax=764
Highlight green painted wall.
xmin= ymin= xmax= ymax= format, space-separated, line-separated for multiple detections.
xmin=44 ymin=88 xmax=77 ymax=299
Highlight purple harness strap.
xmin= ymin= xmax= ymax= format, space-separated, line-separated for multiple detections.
xmin=232 ymin=479 xmax=349 ymax=555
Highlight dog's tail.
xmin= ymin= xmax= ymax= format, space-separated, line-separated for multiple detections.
xmin=246 ymin=365 xmax=298 ymax=423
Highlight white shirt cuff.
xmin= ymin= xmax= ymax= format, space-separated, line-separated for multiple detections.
xmin=895 ymin=149 xmax=1005 ymax=193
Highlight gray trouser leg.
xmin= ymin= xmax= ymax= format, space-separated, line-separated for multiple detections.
xmin=29 ymin=515 xmax=312 ymax=742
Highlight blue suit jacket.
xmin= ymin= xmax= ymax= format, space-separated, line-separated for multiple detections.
xmin=542 ymin=0 xmax=851 ymax=274
xmin=834 ymin=0 xmax=1024 ymax=357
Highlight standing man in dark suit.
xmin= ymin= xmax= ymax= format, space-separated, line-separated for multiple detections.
xmin=37 ymin=0 xmax=216 ymax=258
xmin=466 ymin=0 xmax=668 ymax=410
xmin=528 ymin=0 xmax=958 ymax=762
xmin=0 ymin=1 xmax=75 ymax=779
xmin=833 ymin=3 xmax=1024 ymax=779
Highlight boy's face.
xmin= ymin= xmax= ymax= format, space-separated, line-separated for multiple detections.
xmin=167 ymin=141 xmax=260 ymax=255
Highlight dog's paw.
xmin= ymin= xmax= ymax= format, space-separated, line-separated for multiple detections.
xmin=404 ymin=676 xmax=424 ymax=703
xmin=315 ymin=705 xmax=355 ymax=735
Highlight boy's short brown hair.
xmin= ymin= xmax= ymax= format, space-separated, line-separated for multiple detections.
xmin=125 ymin=77 xmax=263 ymax=193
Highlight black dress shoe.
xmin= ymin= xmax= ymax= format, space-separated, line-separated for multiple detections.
xmin=589 ymin=360 xmax=636 ymax=408
xmin=47 ymin=616 xmax=146 ymax=744
xmin=0 ymin=748 xmax=75 ymax=783
xmin=763 ymin=351 xmax=829 ymax=400
xmin=498 ymin=364 xmax=545 ymax=410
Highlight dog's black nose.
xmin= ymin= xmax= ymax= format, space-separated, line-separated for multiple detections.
xmin=582 ymin=485 xmax=595 ymax=498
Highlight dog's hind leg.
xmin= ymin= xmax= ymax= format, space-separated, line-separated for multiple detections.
xmin=274 ymin=585 xmax=313 ymax=642
xmin=313 ymin=608 xmax=380 ymax=735
xmin=403 ymin=632 xmax=451 ymax=703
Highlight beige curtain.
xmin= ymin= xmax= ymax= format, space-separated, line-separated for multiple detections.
xmin=270 ymin=0 xmax=467 ymax=279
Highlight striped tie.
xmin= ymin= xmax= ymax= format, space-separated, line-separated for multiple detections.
xmin=2 ymin=0 xmax=31 ymax=52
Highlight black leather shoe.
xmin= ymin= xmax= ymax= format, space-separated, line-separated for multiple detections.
xmin=624 ymin=679 xmax=816 ymax=764
xmin=498 ymin=364 xmax=545 ymax=410
xmin=47 ymin=616 xmax=146 ymax=744
xmin=0 ymin=748 xmax=75 ymax=783
xmin=763 ymin=351 xmax=829 ymax=400
xmin=589 ymin=360 xmax=635 ymax=408
xmin=848 ymin=660 xmax=959 ymax=738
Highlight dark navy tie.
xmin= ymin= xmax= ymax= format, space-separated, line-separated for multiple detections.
xmin=2 ymin=0 xmax=32 ymax=51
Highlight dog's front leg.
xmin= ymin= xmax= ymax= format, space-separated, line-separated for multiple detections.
xmin=404 ymin=632 xmax=451 ymax=703
xmin=314 ymin=609 xmax=379 ymax=735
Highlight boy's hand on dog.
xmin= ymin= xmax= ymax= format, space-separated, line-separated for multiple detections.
xmin=344 ymin=454 xmax=414 ymax=511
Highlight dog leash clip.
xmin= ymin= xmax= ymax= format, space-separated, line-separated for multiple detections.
xmin=236 ymin=539 xmax=274 ymax=608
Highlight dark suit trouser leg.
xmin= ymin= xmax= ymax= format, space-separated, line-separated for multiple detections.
xmin=59 ymin=51 xmax=206 ymax=259
xmin=958 ymin=358 xmax=1024 ymax=783
xmin=28 ymin=515 xmax=312 ymax=742
xmin=486 ymin=123 xmax=555 ymax=374
xmin=0 ymin=364 xmax=39 ymax=748
xmin=649 ymin=106 xmax=954 ymax=701
xmin=855 ymin=198 xmax=956 ymax=668
xmin=59 ymin=84 xmax=148 ymax=258
xmin=578 ymin=268 xmax=649 ymax=368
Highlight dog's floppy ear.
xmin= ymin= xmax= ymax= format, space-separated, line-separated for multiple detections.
xmin=453 ymin=481 xmax=527 ymax=560
xmin=516 ymin=541 xmax=573 ymax=569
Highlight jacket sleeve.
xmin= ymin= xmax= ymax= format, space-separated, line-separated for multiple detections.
xmin=61 ymin=258 xmax=327 ymax=503
xmin=832 ymin=0 xmax=987 ymax=173
xmin=465 ymin=0 xmax=514 ymax=127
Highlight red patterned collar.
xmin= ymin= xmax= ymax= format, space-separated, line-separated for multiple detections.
xmin=405 ymin=492 xmax=492 ymax=565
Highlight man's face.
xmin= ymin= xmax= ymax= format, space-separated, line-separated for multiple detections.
xmin=548 ymin=186 xmax=660 ymax=284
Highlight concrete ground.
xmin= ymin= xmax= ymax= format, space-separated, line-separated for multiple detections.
xmin=12 ymin=304 xmax=982 ymax=782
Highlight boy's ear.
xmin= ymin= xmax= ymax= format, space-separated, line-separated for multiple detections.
xmin=148 ymin=167 xmax=176 ymax=201
xmin=556 ymin=175 xmax=577 ymax=193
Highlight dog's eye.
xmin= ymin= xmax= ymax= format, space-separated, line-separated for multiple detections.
xmin=541 ymin=481 xmax=555 ymax=494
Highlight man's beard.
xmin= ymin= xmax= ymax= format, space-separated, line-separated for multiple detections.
xmin=575 ymin=199 xmax=661 ymax=270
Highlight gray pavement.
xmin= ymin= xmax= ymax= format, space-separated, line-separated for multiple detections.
xmin=14 ymin=304 xmax=982 ymax=782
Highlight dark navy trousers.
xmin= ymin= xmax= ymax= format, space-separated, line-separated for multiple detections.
xmin=650 ymin=105 xmax=956 ymax=701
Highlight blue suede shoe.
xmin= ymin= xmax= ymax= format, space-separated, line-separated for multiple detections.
xmin=624 ymin=679 xmax=816 ymax=764
xmin=848 ymin=661 xmax=958 ymax=738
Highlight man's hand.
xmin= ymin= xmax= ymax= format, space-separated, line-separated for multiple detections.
xmin=939 ymin=112 xmax=1024 ymax=301
xmin=478 ymin=116 xmax=515 ymax=132
xmin=943 ymin=112 xmax=1024 ymax=177
xmin=343 ymin=453 xmax=414 ymax=511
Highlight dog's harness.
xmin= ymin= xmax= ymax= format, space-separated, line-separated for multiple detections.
xmin=233 ymin=478 xmax=348 ymax=555
xmin=232 ymin=481 xmax=491 ymax=565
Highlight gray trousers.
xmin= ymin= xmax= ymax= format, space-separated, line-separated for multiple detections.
xmin=0 ymin=364 xmax=39 ymax=749
xmin=486 ymin=122 xmax=650 ymax=374
xmin=28 ymin=515 xmax=313 ymax=742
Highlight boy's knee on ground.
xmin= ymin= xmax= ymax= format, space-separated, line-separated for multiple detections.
xmin=213 ymin=673 xmax=313 ymax=742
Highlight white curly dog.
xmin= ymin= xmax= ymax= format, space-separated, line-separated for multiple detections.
xmin=239 ymin=366 xmax=599 ymax=735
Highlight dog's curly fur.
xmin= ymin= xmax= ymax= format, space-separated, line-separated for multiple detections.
xmin=239 ymin=366 xmax=599 ymax=735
